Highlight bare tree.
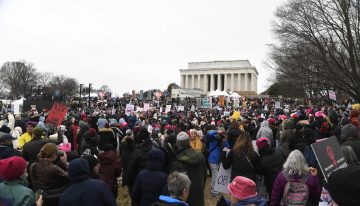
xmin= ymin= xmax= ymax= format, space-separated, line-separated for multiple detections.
xmin=0 ymin=61 xmax=37 ymax=98
xmin=271 ymin=0 xmax=360 ymax=101
xmin=50 ymin=75 xmax=79 ymax=98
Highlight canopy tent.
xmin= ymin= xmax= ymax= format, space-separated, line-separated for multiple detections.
xmin=230 ymin=92 xmax=241 ymax=98
xmin=207 ymin=89 xmax=229 ymax=97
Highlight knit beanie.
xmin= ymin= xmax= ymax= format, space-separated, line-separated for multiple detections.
xmin=228 ymin=176 xmax=257 ymax=201
xmin=341 ymin=123 xmax=358 ymax=141
xmin=256 ymin=138 xmax=270 ymax=150
xmin=147 ymin=148 xmax=165 ymax=170
xmin=328 ymin=165 xmax=360 ymax=205
xmin=177 ymin=131 xmax=190 ymax=148
xmin=0 ymin=156 xmax=27 ymax=180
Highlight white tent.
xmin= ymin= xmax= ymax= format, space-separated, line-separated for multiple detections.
xmin=207 ymin=89 xmax=222 ymax=97
xmin=230 ymin=92 xmax=241 ymax=98
xmin=219 ymin=91 xmax=229 ymax=96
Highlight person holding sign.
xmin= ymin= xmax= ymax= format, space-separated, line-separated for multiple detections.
xmin=270 ymin=150 xmax=321 ymax=206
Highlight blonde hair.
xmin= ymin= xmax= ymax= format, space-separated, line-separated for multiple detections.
xmin=38 ymin=143 xmax=58 ymax=159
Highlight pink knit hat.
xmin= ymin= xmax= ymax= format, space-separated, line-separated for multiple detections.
xmin=256 ymin=138 xmax=270 ymax=150
xmin=228 ymin=176 xmax=257 ymax=200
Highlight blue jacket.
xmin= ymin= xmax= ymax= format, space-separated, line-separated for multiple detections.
xmin=207 ymin=130 xmax=229 ymax=164
xmin=225 ymin=194 xmax=267 ymax=206
xmin=59 ymin=159 xmax=116 ymax=206
xmin=157 ymin=195 xmax=188 ymax=206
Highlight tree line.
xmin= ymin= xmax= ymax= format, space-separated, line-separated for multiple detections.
xmin=0 ymin=60 xmax=79 ymax=99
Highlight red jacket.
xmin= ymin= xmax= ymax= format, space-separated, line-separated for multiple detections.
xmin=98 ymin=151 xmax=121 ymax=195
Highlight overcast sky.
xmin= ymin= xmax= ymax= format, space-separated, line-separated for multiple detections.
xmin=0 ymin=0 xmax=284 ymax=96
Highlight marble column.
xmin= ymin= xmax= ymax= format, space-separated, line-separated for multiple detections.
xmin=185 ymin=75 xmax=188 ymax=88
xmin=244 ymin=73 xmax=248 ymax=91
xmin=224 ymin=74 xmax=228 ymax=91
xmin=231 ymin=73 xmax=234 ymax=91
xmin=197 ymin=75 xmax=201 ymax=89
xmin=238 ymin=73 xmax=241 ymax=91
xmin=217 ymin=74 xmax=221 ymax=90
xmin=210 ymin=74 xmax=215 ymax=91
xmin=203 ymin=74 xmax=208 ymax=92
xmin=191 ymin=74 xmax=195 ymax=89
xmin=251 ymin=73 xmax=257 ymax=92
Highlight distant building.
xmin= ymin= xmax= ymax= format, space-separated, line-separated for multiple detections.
xmin=171 ymin=88 xmax=203 ymax=98
xmin=179 ymin=60 xmax=258 ymax=95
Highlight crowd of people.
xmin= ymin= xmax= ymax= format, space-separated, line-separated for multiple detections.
xmin=0 ymin=96 xmax=359 ymax=206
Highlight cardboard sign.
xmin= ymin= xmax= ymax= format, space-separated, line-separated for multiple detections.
xmin=143 ymin=103 xmax=150 ymax=112
xmin=275 ymin=101 xmax=281 ymax=109
xmin=311 ymin=136 xmax=347 ymax=182
xmin=125 ymin=104 xmax=134 ymax=116
xmin=46 ymin=102 xmax=68 ymax=126
xmin=214 ymin=152 xmax=231 ymax=194
xmin=219 ymin=96 xmax=225 ymax=107
xmin=177 ymin=106 xmax=184 ymax=111
xmin=165 ymin=105 xmax=172 ymax=113
xmin=191 ymin=105 xmax=195 ymax=112
xmin=328 ymin=90 xmax=336 ymax=101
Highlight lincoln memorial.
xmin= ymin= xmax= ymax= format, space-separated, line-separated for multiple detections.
xmin=179 ymin=60 xmax=258 ymax=95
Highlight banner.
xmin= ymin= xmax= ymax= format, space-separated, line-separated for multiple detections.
xmin=165 ymin=105 xmax=172 ymax=113
xmin=202 ymin=97 xmax=212 ymax=108
xmin=143 ymin=103 xmax=150 ymax=112
xmin=177 ymin=106 xmax=184 ymax=111
xmin=328 ymin=90 xmax=336 ymax=101
xmin=275 ymin=101 xmax=281 ymax=109
xmin=46 ymin=102 xmax=68 ymax=126
xmin=125 ymin=104 xmax=135 ymax=116
xmin=311 ymin=136 xmax=347 ymax=182
xmin=214 ymin=152 xmax=231 ymax=194
xmin=219 ymin=96 xmax=225 ymax=107
xmin=233 ymin=98 xmax=239 ymax=108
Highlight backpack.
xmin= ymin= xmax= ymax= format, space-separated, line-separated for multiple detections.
xmin=281 ymin=171 xmax=309 ymax=206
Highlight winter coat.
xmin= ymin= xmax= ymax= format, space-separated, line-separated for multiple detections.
xmin=221 ymin=149 xmax=260 ymax=182
xmin=170 ymin=147 xmax=207 ymax=206
xmin=18 ymin=132 xmax=32 ymax=149
xmin=227 ymin=128 xmax=242 ymax=148
xmin=222 ymin=194 xmax=267 ymax=206
xmin=151 ymin=196 xmax=188 ymax=206
xmin=257 ymin=121 xmax=274 ymax=145
xmin=59 ymin=158 xmax=116 ymax=206
xmin=342 ymin=139 xmax=360 ymax=161
xmin=124 ymin=139 xmax=153 ymax=186
xmin=0 ymin=145 xmax=21 ymax=160
xmin=270 ymin=172 xmax=321 ymax=206
xmin=30 ymin=159 xmax=69 ymax=191
xmin=22 ymin=138 xmax=46 ymax=163
xmin=98 ymin=151 xmax=121 ymax=196
xmin=0 ymin=179 xmax=35 ymax=206
xmin=132 ymin=169 xmax=168 ymax=206
xmin=189 ymin=138 xmax=203 ymax=152
xmin=258 ymin=146 xmax=286 ymax=197
xmin=98 ymin=128 xmax=116 ymax=151
xmin=206 ymin=130 xmax=230 ymax=164
xmin=120 ymin=137 xmax=135 ymax=173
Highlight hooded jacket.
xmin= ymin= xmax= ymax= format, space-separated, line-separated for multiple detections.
xmin=0 ymin=179 xmax=35 ymax=206
xmin=59 ymin=158 xmax=116 ymax=206
xmin=98 ymin=128 xmax=117 ymax=151
xmin=98 ymin=150 xmax=121 ymax=196
xmin=124 ymin=139 xmax=153 ymax=186
xmin=256 ymin=121 xmax=274 ymax=146
xmin=132 ymin=149 xmax=168 ymax=206
xmin=170 ymin=147 xmax=207 ymax=206
xmin=151 ymin=195 xmax=188 ymax=206
xmin=222 ymin=194 xmax=267 ymax=206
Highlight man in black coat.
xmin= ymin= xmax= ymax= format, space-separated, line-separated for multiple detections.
xmin=22 ymin=127 xmax=47 ymax=163
xmin=124 ymin=127 xmax=153 ymax=205
xmin=170 ymin=132 xmax=207 ymax=206
xmin=0 ymin=134 xmax=21 ymax=160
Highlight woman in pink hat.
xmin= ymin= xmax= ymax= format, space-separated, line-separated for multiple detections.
xmin=216 ymin=176 xmax=266 ymax=206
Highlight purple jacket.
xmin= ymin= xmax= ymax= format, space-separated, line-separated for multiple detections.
xmin=270 ymin=171 xmax=321 ymax=206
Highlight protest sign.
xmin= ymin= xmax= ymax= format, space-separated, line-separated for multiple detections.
xmin=191 ymin=105 xmax=195 ymax=112
xmin=311 ymin=136 xmax=347 ymax=182
xmin=196 ymin=98 xmax=202 ymax=108
xmin=219 ymin=96 xmax=225 ymax=107
xmin=275 ymin=101 xmax=281 ymax=109
xmin=165 ymin=105 xmax=172 ymax=113
xmin=177 ymin=106 xmax=184 ymax=111
xmin=159 ymin=107 xmax=163 ymax=113
xmin=46 ymin=102 xmax=68 ymax=126
xmin=125 ymin=104 xmax=134 ymax=116
xmin=214 ymin=152 xmax=231 ymax=194
xmin=328 ymin=90 xmax=336 ymax=101
xmin=233 ymin=98 xmax=239 ymax=108
xmin=143 ymin=103 xmax=150 ymax=112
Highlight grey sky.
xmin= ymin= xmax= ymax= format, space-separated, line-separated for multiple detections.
xmin=0 ymin=0 xmax=284 ymax=96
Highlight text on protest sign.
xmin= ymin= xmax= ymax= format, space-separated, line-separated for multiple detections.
xmin=143 ymin=103 xmax=150 ymax=112
xmin=46 ymin=102 xmax=68 ymax=126
xmin=311 ymin=136 xmax=347 ymax=182
xmin=125 ymin=104 xmax=134 ymax=116
xmin=214 ymin=151 xmax=231 ymax=194
xmin=328 ymin=90 xmax=336 ymax=101
xmin=165 ymin=105 xmax=172 ymax=113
